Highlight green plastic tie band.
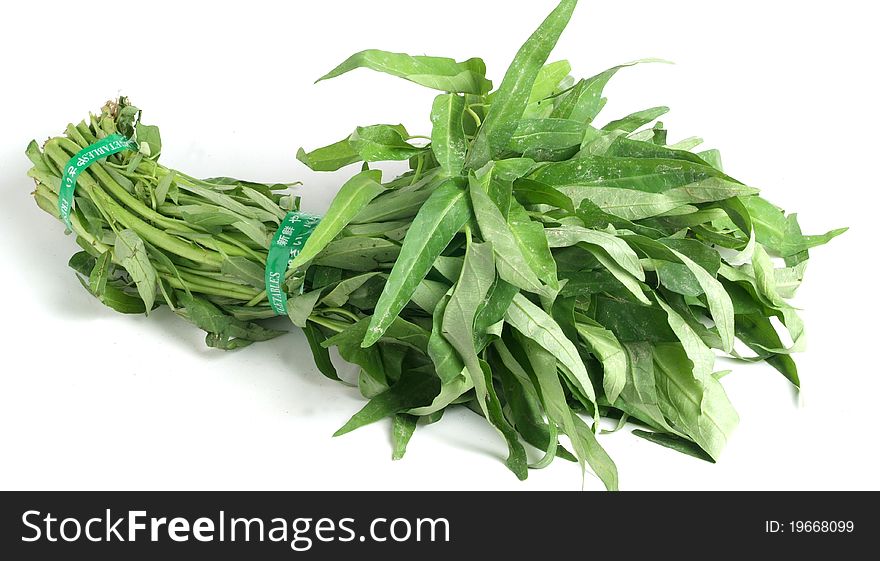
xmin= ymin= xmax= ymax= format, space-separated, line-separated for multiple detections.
xmin=58 ymin=133 xmax=138 ymax=230
xmin=265 ymin=211 xmax=321 ymax=315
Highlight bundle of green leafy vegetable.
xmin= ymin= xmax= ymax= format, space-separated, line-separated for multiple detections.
xmin=29 ymin=0 xmax=844 ymax=489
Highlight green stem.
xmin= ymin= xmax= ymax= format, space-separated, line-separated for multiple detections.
xmin=174 ymin=270 xmax=260 ymax=299
xmin=162 ymin=275 xmax=255 ymax=300
xmin=410 ymin=155 xmax=424 ymax=186
xmin=52 ymin=139 xmax=255 ymax=260
xmin=306 ymin=316 xmax=349 ymax=333
xmin=43 ymin=142 xmax=223 ymax=268
xmin=245 ymin=289 xmax=268 ymax=307
xmin=465 ymin=106 xmax=483 ymax=128
xmin=54 ymin=138 xmax=196 ymax=234
xmin=320 ymin=307 xmax=360 ymax=323
xmin=216 ymin=233 xmax=266 ymax=260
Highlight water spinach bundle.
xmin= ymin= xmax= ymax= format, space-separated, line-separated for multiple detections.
xmin=28 ymin=0 xmax=843 ymax=489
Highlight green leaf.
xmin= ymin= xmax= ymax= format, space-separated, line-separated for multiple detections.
xmin=508 ymin=118 xmax=586 ymax=152
xmin=76 ymin=273 xmax=146 ymax=314
xmin=180 ymin=209 xmax=239 ymax=233
xmin=602 ymin=106 xmax=669 ymax=132
xmin=430 ymin=94 xmax=468 ymax=177
xmin=26 ymin=139 xmax=48 ymax=170
xmin=617 ymin=342 xmax=677 ymax=432
xmin=528 ymin=60 xmax=572 ymax=103
xmin=68 ymin=251 xmax=96 ymax=277
xmin=544 ymin=226 xmax=644 ymax=281
xmin=559 ymin=182 xmax=755 ymax=220
xmin=135 ymin=123 xmax=161 ymax=157
xmin=507 ymin=199 xmax=559 ymax=289
xmin=667 ymin=137 xmax=704 ymax=151
xmin=177 ymin=292 xmax=284 ymax=348
xmin=438 ymin=235 xmax=529 ymax=479
xmin=743 ymin=196 xmax=846 ymax=257
xmin=604 ymin=135 xmax=711 ymax=166
xmin=412 ymin=279 xmax=451 ymax=314
xmin=486 ymin=158 xmax=540 ymax=182
xmin=774 ymin=260 xmax=808 ymax=299
xmin=632 ymin=430 xmax=715 ymax=463
xmin=323 ymin=319 xmax=387 ymax=386
xmin=382 ymin=316 xmax=431 ymax=353
xmin=655 ymin=243 xmax=735 ymax=353
xmin=177 ymin=184 xmax=264 ymax=221
xmin=297 ymin=138 xmax=361 ymax=172
xmin=655 ymin=294 xmax=714 ymax=380
xmin=697 ymin=149 xmax=723 ymax=170
xmin=531 ymin=155 xmax=740 ymax=193
xmin=552 ymin=59 xmax=668 ymax=123
xmin=510 ymin=336 xmax=588 ymax=469
xmin=287 ymin=289 xmax=323 ymax=328
xmin=114 ymin=229 xmax=158 ymax=312
xmin=240 ymin=186 xmax=287 ymax=222
xmin=623 ymin=231 xmax=734 ymax=346
xmin=317 ymin=50 xmax=492 ymax=94
xmin=320 ymin=272 xmax=382 ymax=308
xmin=655 ymin=262 xmax=703 ymax=297
xmin=474 ymin=279 xmax=518 ymax=350
xmin=81 ymin=248 xmax=156 ymax=315
xmin=154 ymin=172 xmax=174 ymax=206
xmin=735 ymin=314 xmax=800 ymax=387
xmin=391 ymin=414 xmax=419 ymax=460
xmin=512 ymin=178 xmax=575 ymax=212
xmin=575 ymin=319 xmax=627 ymax=404
xmin=334 ymin=370 xmax=440 ymax=436
xmin=589 ymin=245 xmax=651 ymax=305
xmin=345 ymin=220 xmax=411 ymax=239
xmin=468 ymin=0 xmax=579 ymax=168
xmin=651 ymin=342 xmax=739 ymax=461
xmin=477 ymin=359 xmax=529 ymax=480
xmin=441 ymin=237 xmax=495 ymax=400
xmin=565 ymin=186 xmax=705 ymax=221
xmin=594 ymin=296 xmax=677 ymax=343
xmin=290 ymin=170 xmax=385 ymax=271
xmin=349 ymin=124 xmax=424 ymax=162
xmin=220 ymin=256 xmax=265 ymax=289
xmin=427 ymin=293 xmax=465 ymax=384
xmin=303 ymin=323 xmax=341 ymax=381
xmin=408 ymin=374 xmax=473 ymax=417
xmin=88 ymin=250 xmax=112 ymax=297
xmin=425 ymin=249 xmax=472 ymax=288
xmin=504 ymin=293 xmax=597 ymax=415
xmin=570 ymin=414 xmax=619 ymax=491
xmin=314 ymin=237 xmax=400 ymax=271
xmin=365 ymin=180 xmax=470 ymax=346
xmin=352 ymin=188 xmax=433 ymax=224
xmin=469 ymin=175 xmax=550 ymax=296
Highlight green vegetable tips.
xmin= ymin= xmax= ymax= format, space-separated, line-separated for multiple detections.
xmin=294 ymin=0 xmax=843 ymax=487
xmin=29 ymin=0 xmax=844 ymax=488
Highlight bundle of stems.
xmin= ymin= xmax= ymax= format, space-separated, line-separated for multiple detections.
xmin=28 ymin=97 xmax=340 ymax=349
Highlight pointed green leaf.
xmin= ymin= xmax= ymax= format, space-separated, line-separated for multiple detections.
xmin=290 ymin=170 xmax=385 ymax=271
xmin=297 ymin=138 xmax=361 ymax=172
xmin=469 ymin=175 xmax=551 ymax=296
xmin=504 ymin=293 xmax=597 ymax=414
xmin=317 ymin=50 xmax=491 ymax=94
xmin=365 ymin=180 xmax=470 ymax=346
xmin=115 ymin=229 xmax=157 ymax=312
xmin=430 ymin=94 xmax=468 ymax=177
xmin=468 ymin=0 xmax=579 ymax=168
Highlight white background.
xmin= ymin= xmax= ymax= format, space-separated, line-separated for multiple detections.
xmin=1 ymin=0 xmax=877 ymax=490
